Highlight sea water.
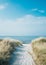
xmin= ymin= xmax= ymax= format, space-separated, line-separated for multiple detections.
xmin=0 ymin=36 xmax=43 ymax=43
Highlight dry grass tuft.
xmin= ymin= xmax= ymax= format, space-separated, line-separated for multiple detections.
xmin=0 ymin=38 xmax=22 ymax=65
xmin=31 ymin=37 xmax=46 ymax=65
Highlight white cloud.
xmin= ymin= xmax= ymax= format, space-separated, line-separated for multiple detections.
xmin=16 ymin=15 xmax=46 ymax=24
xmin=0 ymin=15 xmax=46 ymax=36
xmin=0 ymin=5 xmax=5 ymax=10
xmin=32 ymin=8 xmax=38 ymax=11
xmin=31 ymin=8 xmax=45 ymax=13
xmin=38 ymin=10 xmax=45 ymax=13
xmin=0 ymin=3 xmax=8 ymax=10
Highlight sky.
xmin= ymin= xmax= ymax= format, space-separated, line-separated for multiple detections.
xmin=0 ymin=0 xmax=46 ymax=36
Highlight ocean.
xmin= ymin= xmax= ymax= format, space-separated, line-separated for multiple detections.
xmin=0 ymin=36 xmax=43 ymax=44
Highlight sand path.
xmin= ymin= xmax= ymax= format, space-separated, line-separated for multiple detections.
xmin=10 ymin=44 xmax=35 ymax=65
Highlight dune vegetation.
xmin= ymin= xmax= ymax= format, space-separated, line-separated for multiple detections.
xmin=0 ymin=38 xmax=22 ymax=65
xmin=30 ymin=37 xmax=46 ymax=65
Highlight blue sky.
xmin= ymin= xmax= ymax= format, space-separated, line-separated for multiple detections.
xmin=0 ymin=0 xmax=46 ymax=36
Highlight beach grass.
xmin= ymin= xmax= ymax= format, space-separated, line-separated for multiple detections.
xmin=0 ymin=38 xmax=22 ymax=65
xmin=31 ymin=37 xmax=46 ymax=65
